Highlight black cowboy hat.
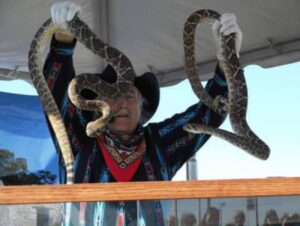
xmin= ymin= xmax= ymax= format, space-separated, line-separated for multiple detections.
xmin=92 ymin=64 xmax=160 ymax=124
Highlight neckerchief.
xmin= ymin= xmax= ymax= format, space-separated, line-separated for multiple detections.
xmin=96 ymin=126 xmax=146 ymax=182
xmin=102 ymin=126 xmax=144 ymax=152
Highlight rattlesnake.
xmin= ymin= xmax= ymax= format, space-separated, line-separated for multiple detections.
xmin=28 ymin=16 xmax=136 ymax=184
xmin=182 ymin=9 xmax=270 ymax=160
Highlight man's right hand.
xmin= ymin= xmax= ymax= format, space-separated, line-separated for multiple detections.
xmin=50 ymin=1 xmax=81 ymax=42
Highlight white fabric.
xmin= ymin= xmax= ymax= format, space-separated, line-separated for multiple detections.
xmin=0 ymin=0 xmax=300 ymax=87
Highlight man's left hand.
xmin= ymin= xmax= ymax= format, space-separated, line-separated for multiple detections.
xmin=212 ymin=13 xmax=243 ymax=57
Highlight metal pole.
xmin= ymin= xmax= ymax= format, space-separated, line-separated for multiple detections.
xmin=255 ymin=198 xmax=259 ymax=226
xmin=187 ymin=155 xmax=198 ymax=225
xmin=186 ymin=155 xmax=198 ymax=180
xmin=175 ymin=200 xmax=178 ymax=226
xmin=198 ymin=199 xmax=201 ymax=226
xmin=220 ymin=203 xmax=226 ymax=226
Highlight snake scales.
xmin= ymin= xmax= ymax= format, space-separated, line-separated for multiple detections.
xmin=28 ymin=16 xmax=136 ymax=184
xmin=183 ymin=9 xmax=270 ymax=160
xmin=28 ymin=9 xmax=270 ymax=186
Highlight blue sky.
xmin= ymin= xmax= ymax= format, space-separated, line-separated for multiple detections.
xmin=0 ymin=61 xmax=299 ymax=181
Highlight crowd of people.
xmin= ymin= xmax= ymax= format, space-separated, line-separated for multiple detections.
xmin=168 ymin=207 xmax=300 ymax=226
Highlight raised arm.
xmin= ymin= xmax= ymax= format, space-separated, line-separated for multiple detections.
xmin=147 ymin=13 xmax=243 ymax=178
xmin=43 ymin=1 xmax=81 ymax=107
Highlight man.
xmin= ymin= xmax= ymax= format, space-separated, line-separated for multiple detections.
xmin=45 ymin=2 xmax=242 ymax=225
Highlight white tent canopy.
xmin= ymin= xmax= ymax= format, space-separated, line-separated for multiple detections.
xmin=1 ymin=0 xmax=300 ymax=87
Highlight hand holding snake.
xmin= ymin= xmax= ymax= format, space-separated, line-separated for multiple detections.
xmin=28 ymin=2 xmax=137 ymax=184
xmin=183 ymin=9 xmax=270 ymax=160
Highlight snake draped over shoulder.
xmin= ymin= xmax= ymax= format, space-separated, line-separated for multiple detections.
xmin=28 ymin=16 xmax=137 ymax=184
xmin=182 ymin=9 xmax=270 ymax=160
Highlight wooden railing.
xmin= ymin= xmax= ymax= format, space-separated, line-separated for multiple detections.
xmin=1 ymin=177 xmax=300 ymax=204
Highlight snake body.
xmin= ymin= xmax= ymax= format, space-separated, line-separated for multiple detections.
xmin=28 ymin=16 xmax=136 ymax=184
xmin=182 ymin=9 xmax=270 ymax=160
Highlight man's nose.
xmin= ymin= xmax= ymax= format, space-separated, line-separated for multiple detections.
xmin=116 ymin=94 xmax=128 ymax=105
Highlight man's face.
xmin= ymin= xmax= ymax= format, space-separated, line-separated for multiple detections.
xmin=103 ymin=87 xmax=142 ymax=135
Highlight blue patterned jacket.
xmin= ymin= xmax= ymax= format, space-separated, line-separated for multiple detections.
xmin=43 ymin=36 xmax=228 ymax=226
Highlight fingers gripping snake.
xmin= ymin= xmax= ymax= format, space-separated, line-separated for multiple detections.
xmin=28 ymin=16 xmax=136 ymax=184
xmin=182 ymin=9 xmax=270 ymax=160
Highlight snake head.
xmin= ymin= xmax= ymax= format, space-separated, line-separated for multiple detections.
xmin=213 ymin=95 xmax=229 ymax=114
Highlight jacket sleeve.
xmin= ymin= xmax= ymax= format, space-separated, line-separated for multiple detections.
xmin=43 ymin=36 xmax=77 ymax=108
xmin=147 ymin=65 xmax=228 ymax=178
xmin=43 ymin=37 xmax=94 ymax=178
